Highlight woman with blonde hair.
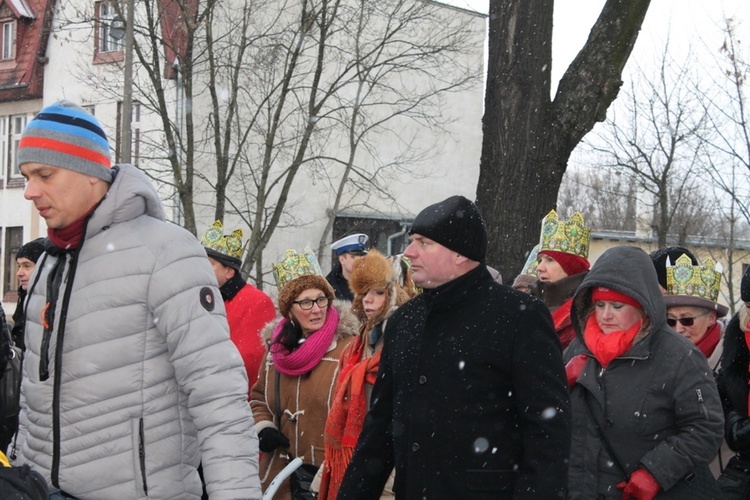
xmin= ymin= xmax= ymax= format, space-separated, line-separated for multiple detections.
xmin=317 ymin=249 xmax=415 ymax=499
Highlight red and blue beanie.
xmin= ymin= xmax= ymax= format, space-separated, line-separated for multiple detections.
xmin=17 ymin=100 xmax=112 ymax=182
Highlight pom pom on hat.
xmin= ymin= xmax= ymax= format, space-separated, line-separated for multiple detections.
xmin=16 ymin=237 xmax=46 ymax=264
xmin=18 ymin=100 xmax=112 ymax=182
xmin=409 ymin=195 xmax=487 ymax=262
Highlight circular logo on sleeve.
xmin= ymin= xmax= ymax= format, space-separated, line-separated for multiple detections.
xmin=200 ymin=287 xmax=216 ymax=311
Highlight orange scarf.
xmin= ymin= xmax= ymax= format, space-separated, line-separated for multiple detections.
xmin=583 ymin=314 xmax=642 ymax=367
xmin=319 ymin=337 xmax=380 ymax=500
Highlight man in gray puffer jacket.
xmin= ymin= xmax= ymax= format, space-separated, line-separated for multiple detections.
xmin=14 ymin=100 xmax=260 ymax=499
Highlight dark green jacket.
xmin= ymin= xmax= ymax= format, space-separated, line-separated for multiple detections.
xmin=564 ymin=246 xmax=723 ymax=498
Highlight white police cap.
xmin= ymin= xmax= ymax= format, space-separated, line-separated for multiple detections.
xmin=331 ymin=233 xmax=369 ymax=255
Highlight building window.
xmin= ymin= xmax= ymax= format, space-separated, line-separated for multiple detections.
xmin=3 ymin=226 xmax=22 ymax=297
xmin=0 ymin=20 xmax=15 ymax=60
xmin=0 ymin=114 xmax=28 ymax=182
xmin=9 ymin=114 xmax=27 ymax=178
xmin=96 ymin=2 xmax=124 ymax=55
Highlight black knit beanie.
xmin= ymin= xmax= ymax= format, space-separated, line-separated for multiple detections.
xmin=16 ymin=237 xmax=46 ymax=263
xmin=409 ymin=195 xmax=487 ymax=262
xmin=649 ymin=246 xmax=698 ymax=289
xmin=742 ymin=266 xmax=750 ymax=302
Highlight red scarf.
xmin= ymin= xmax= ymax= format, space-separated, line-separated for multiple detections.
xmin=270 ymin=306 xmax=339 ymax=376
xmin=695 ymin=322 xmax=721 ymax=358
xmin=319 ymin=336 xmax=380 ymax=500
xmin=583 ymin=314 xmax=642 ymax=367
xmin=47 ymin=212 xmax=91 ymax=251
xmin=552 ymin=298 xmax=573 ymax=331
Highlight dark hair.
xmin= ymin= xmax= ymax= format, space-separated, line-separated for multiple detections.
xmin=271 ymin=320 xmax=304 ymax=354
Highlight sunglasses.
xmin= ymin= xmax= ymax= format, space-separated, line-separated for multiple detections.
xmin=666 ymin=310 xmax=710 ymax=328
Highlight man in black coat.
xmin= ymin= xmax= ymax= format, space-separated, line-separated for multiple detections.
xmin=338 ymin=195 xmax=571 ymax=499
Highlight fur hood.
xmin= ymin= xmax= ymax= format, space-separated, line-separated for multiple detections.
xmin=260 ymin=300 xmax=359 ymax=345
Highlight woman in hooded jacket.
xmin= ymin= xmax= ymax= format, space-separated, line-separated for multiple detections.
xmin=564 ymin=246 xmax=724 ymax=499
xmin=317 ymin=250 xmax=415 ymax=499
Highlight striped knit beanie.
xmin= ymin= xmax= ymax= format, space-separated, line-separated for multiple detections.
xmin=17 ymin=100 xmax=112 ymax=182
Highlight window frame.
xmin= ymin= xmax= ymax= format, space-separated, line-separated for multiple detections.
xmin=94 ymin=1 xmax=124 ymax=63
xmin=0 ymin=19 xmax=15 ymax=60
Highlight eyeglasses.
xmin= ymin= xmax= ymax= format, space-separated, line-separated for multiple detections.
xmin=666 ymin=311 xmax=710 ymax=328
xmin=293 ymin=297 xmax=329 ymax=310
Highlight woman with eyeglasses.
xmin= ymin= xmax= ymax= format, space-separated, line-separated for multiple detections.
xmin=650 ymin=247 xmax=729 ymax=372
xmin=250 ymin=248 xmax=358 ymax=499
xmin=563 ymin=246 xmax=723 ymax=499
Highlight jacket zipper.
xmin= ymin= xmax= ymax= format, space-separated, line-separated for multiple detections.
xmin=139 ymin=418 xmax=148 ymax=495
xmin=696 ymin=389 xmax=709 ymax=420
xmin=51 ymin=248 xmax=83 ymax=488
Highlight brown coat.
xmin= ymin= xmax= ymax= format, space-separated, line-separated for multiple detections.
xmin=250 ymin=303 xmax=358 ymax=499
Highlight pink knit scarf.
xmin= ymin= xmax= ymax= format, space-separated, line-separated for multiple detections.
xmin=271 ymin=306 xmax=339 ymax=376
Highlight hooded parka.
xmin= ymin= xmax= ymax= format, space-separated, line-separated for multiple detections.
xmin=17 ymin=164 xmax=260 ymax=499
xmin=564 ymin=246 xmax=723 ymax=499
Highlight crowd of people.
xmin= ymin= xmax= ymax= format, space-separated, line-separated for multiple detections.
xmin=2 ymin=100 xmax=750 ymax=499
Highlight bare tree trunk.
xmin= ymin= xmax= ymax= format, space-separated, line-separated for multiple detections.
xmin=477 ymin=0 xmax=650 ymax=282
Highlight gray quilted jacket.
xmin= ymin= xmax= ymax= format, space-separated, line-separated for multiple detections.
xmin=16 ymin=164 xmax=261 ymax=499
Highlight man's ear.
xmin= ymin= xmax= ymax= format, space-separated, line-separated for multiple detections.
xmin=454 ymin=253 xmax=469 ymax=266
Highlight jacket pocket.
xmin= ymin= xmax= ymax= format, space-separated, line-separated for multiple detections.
xmin=633 ymin=388 xmax=673 ymax=439
xmin=131 ymin=417 xmax=148 ymax=496
xmin=465 ymin=469 xmax=516 ymax=491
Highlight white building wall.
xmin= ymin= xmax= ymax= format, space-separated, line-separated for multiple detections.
xmin=1 ymin=0 xmax=486 ymax=313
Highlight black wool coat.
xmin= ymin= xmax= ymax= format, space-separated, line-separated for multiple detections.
xmin=338 ymin=265 xmax=572 ymax=499
xmin=326 ymin=264 xmax=354 ymax=302
xmin=718 ymin=311 xmax=750 ymax=447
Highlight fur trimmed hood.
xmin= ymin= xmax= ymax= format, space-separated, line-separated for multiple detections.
xmin=260 ymin=300 xmax=359 ymax=345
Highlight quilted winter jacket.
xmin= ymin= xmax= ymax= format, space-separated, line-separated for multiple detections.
xmin=16 ymin=164 xmax=261 ymax=499
xmin=564 ymin=246 xmax=723 ymax=499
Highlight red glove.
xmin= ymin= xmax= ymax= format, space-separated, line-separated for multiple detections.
xmin=617 ymin=468 xmax=660 ymax=500
xmin=565 ymin=354 xmax=588 ymax=387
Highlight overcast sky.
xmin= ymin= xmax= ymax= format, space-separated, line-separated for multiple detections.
xmin=443 ymin=0 xmax=749 ymax=93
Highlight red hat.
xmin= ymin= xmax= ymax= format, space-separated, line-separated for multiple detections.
xmin=538 ymin=250 xmax=590 ymax=277
xmin=591 ymin=287 xmax=642 ymax=310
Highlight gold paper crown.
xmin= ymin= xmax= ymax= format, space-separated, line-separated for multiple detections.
xmin=200 ymin=220 xmax=244 ymax=259
xmin=272 ymin=246 xmax=323 ymax=289
xmin=539 ymin=210 xmax=590 ymax=259
xmin=666 ymin=254 xmax=722 ymax=302
xmin=522 ymin=244 xmax=540 ymax=277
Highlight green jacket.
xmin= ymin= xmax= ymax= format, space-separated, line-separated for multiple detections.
xmin=564 ymin=246 xmax=723 ymax=499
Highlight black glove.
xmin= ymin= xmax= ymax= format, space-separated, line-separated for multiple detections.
xmin=258 ymin=427 xmax=290 ymax=453
xmin=726 ymin=411 xmax=750 ymax=451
